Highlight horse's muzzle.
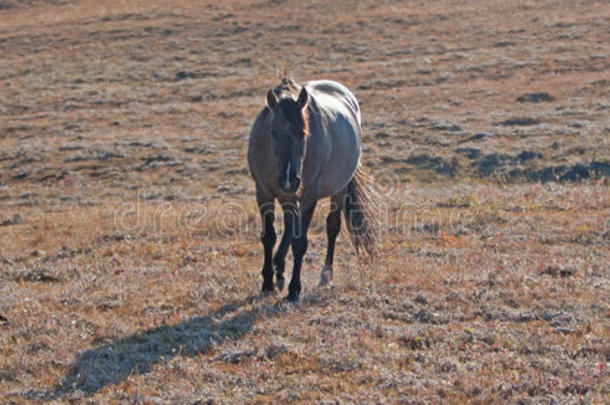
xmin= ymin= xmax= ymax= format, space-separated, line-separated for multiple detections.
xmin=280 ymin=161 xmax=300 ymax=193
xmin=280 ymin=174 xmax=300 ymax=193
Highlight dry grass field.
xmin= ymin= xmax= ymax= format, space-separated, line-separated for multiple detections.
xmin=1 ymin=0 xmax=609 ymax=402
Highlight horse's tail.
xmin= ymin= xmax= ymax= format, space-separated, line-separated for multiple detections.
xmin=343 ymin=166 xmax=378 ymax=261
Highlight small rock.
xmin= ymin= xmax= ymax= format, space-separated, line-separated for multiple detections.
xmin=455 ymin=147 xmax=481 ymax=159
xmin=216 ymin=349 xmax=258 ymax=364
xmin=184 ymin=144 xmax=213 ymax=154
xmin=175 ymin=70 xmax=197 ymax=81
xmin=464 ymin=133 xmax=489 ymax=142
xmin=58 ymin=144 xmax=85 ymax=151
xmin=425 ymin=134 xmax=450 ymax=146
xmin=97 ymin=299 xmax=122 ymax=311
xmin=553 ymin=327 xmax=577 ymax=335
xmin=504 ymin=298 xmax=519 ymax=308
xmin=498 ymin=117 xmax=540 ymax=126
xmin=440 ymin=361 xmax=456 ymax=372
xmin=0 ymin=214 xmax=24 ymax=227
xmin=517 ymin=312 xmax=535 ymax=322
xmin=14 ymin=268 xmax=60 ymax=283
xmin=216 ymin=185 xmax=246 ymax=195
xmin=264 ymin=344 xmax=290 ymax=359
xmin=494 ymin=40 xmax=516 ymax=47
xmin=516 ymin=92 xmax=555 ymax=103
xmin=55 ymin=245 xmax=73 ymax=259
xmin=542 ymin=265 xmax=576 ymax=277
xmin=432 ymin=122 xmax=461 ymax=132
xmin=13 ymin=171 xmax=28 ymax=180
xmin=415 ymin=294 xmax=428 ymax=305
xmin=192 ymin=399 xmax=216 ymax=405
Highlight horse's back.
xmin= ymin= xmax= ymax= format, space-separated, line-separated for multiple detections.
xmin=305 ymin=80 xmax=361 ymax=125
xmin=304 ymin=80 xmax=362 ymax=198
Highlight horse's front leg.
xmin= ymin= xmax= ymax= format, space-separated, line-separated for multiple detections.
xmin=273 ymin=201 xmax=297 ymax=291
xmin=257 ymin=192 xmax=276 ymax=293
xmin=287 ymin=196 xmax=318 ymax=302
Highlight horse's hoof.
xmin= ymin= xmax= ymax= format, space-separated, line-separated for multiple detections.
xmin=261 ymin=282 xmax=275 ymax=293
xmin=317 ymin=265 xmax=333 ymax=288
xmin=286 ymin=290 xmax=300 ymax=302
xmin=276 ymin=276 xmax=285 ymax=291
xmin=317 ymin=276 xmax=332 ymax=288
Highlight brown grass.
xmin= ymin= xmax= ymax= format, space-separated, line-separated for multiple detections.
xmin=0 ymin=0 xmax=609 ymax=402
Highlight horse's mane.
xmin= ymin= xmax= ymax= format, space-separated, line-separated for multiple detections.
xmin=271 ymin=77 xmax=309 ymax=136
xmin=273 ymin=77 xmax=300 ymax=98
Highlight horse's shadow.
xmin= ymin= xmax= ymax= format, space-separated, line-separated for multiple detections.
xmin=49 ymin=293 xmax=284 ymax=399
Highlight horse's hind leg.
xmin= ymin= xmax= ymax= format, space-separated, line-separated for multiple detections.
xmin=273 ymin=202 xmax=297 ymax=291
xmin=257 ymin=191 xmax=276 ymax=293
xmin=318 ymin=191 xmax=344 ymax=287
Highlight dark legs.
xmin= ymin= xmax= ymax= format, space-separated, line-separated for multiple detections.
xmin=256 ymin=191 xmax=322 ymax=301
xmin=319 ymin=193 xmax=343 ymax=287
xmin=287 ymin=199 xmax=317 ymax=301
xmin=273 ymin=203 xmax=297 ymax=291
xmin=258 ymin=196 xmax=276 ymax=293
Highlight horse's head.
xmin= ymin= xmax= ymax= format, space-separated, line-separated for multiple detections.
xmin=266 ymin=86 xmax=309 ymax=194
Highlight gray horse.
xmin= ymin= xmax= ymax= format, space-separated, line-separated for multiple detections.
xmin=248 ymin=78 xmax=377 ymax=301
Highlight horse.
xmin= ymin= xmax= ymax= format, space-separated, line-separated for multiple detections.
xmin=248 ymin=78 xmax=377 ymax=301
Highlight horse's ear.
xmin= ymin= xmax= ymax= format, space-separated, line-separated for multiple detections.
xmin=297 ymin=87 xmax=309 ymax=109
xmin=266 ymin=89 xmax=277 ymax=109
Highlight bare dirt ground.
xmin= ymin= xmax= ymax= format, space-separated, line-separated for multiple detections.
xmin=0 ymin=0 xmax=608 ymax=402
